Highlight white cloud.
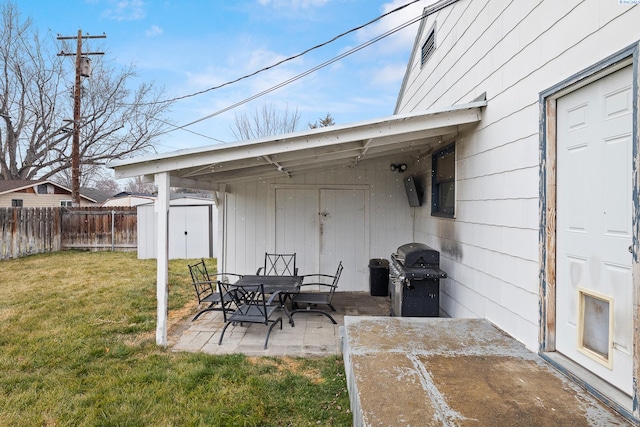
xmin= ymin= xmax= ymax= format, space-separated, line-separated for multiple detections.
xmin=145 ymin=25 xmax=163 ymax=37
xmin=257 ymin=0 xmax=330 ymax=9
xmin=371 ymin=63 xmax=408 ymax=85
xmin=246 ymin=48 xmax=291 ymax=70
xmin=102 ymin=0 xmax=146 ymax=21
xmin=357 ymin=0 xmax=427 ymax=54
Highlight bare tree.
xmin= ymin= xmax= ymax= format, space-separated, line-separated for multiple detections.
xmin=308 ymin=113 xmax=335 ymax=129
xmin=230 ymin=103 xmax=301 ymax=140
xmin=124 ymin=176 xmax=156 ymax=194
xmin=0 ymin=2 xmax=173 ymax=182
xmin=56 ymin=163 xmax=108 ymax=188
xmin=92 ymin=175 xmax=120 ymax=195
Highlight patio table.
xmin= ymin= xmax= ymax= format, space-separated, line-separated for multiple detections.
xmin=232 ymin=275 xmax=302 ymax=325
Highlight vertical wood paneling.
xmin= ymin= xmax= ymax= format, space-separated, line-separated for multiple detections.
xmin=224 ymin=158 xmax=414 ymax=288
xmin=0 ymin=207 xmax=137 ymax=259
xmin=60 ymin=207 xmax=137 ymax=251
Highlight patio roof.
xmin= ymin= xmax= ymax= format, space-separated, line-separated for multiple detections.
xmin=108 ymin=100 xmax=486 ymax=189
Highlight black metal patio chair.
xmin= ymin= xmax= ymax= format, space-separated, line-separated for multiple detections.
xmin=187 ymin=259 xmax=243 ymax=321
xmin=217 ymin=282 xmax=283 ymax=349
xmin=256 ymin=252 xmax=298 ymax=276
xmin=290 ymin=261 xmax=343 ymax=324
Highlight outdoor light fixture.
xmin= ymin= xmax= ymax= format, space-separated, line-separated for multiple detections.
xmin=390 ymin=163 xmax=407 ymax=173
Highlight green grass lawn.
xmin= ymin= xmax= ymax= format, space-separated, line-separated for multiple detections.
xmin=0 ymin=251 xmax=351 ymax=426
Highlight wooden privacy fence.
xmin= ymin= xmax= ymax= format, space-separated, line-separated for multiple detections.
xmin=0 ymin=207 xmax=137 ymax=260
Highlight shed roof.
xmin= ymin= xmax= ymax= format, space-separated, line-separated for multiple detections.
xmin=108 ymin=101 xmax=485 ymax=190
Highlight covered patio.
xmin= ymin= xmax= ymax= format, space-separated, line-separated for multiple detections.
xmin=109 ymin=100 xmax=486 ymax=347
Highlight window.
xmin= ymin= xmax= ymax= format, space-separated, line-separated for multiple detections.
xmin=421 ymin=27 xmax=436 ymax=66
xmin=60 ymin=200 xmax=73 ymax=207
xmin=431 ymin=143 xmax=455 ymax=217
xmin=37 ymin=184 xmax=48 ymax=194
xmin=11 ymin=199 xmax=23 ymax=207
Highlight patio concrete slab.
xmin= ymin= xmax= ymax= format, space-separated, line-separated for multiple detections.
xmin=342 ymin=317 xmax=632 ymax=427
xmin=169 ymin=292 xmax=391 ymax=357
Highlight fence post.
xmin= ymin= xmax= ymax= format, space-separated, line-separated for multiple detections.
xmin=111 ymin=210 xmax=115 ymax=251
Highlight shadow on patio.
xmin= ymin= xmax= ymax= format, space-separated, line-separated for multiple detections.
xmin=170 ymin=292 xmax=391 ymax=357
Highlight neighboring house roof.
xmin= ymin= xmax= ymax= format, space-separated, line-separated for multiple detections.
xmin=0 ymin=179 xmax=98 ymax=203
xmin=80 ymin=187 xmax=113 ymax=204
xmin=0 ymin=179 xmax=48 ymax=194
xmin=108 ymin=101 xmax=486 ymax=187
xmin=111 ymin=191 xmax=156 ymax=198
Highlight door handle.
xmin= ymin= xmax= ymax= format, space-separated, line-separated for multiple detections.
xmin=629 ymin=245 xmax=633 ymax=254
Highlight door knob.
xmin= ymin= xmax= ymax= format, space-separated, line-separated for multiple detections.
xmin=629 ymin=245 xmax=633 ymax=254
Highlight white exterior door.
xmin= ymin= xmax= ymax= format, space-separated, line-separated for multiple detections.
xmin=556 ymin=66 xmax=633 ymax=395
xmin=275 ymin=187 xmax=368 ymax=290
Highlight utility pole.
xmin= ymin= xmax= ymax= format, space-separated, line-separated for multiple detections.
xmin=57 ymin=30 xmax=106 ymax=207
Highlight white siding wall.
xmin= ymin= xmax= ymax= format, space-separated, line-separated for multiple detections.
xmin=222 ymin=157 xmax=416 ymax=285
xmin=396 ymin=0 xmax=640 ymax=350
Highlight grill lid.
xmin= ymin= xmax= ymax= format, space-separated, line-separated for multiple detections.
xmin=396 ymin=242 xmax=439 ymax=267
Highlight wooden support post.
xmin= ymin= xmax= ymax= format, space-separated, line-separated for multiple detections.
xmin=154 ymin=172 xmax=170 ymax=347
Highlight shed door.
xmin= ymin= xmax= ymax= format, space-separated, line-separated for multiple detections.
xmin=275 ymin=188 xmax=367 ymax=290
xmin=275 ymin=189 xmax=319 ymax=276
xmin=169 ymin=206 xmax=211 ymax=259
xmin=319 ymin=189 xmax=366 ymax=291
xmin=556 ymin=66 xmax=633 ymax=395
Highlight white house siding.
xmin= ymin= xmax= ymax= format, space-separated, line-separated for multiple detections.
xmin=396 ymin=0 xmax=640 ymax=351
xmin=222 ymin=157 xmax=416 ymax=288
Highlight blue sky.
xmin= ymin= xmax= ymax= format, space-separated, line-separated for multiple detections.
xmin=19 ymin=0 xmax=427 ymax=153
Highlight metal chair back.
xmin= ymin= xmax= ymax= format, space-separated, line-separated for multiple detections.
xmin=259 ymin=253 xmax=298 ymax=276
xmin=217 ymin=282 xmax=283 ymax=349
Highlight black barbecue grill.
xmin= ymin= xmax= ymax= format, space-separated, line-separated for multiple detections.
xmin=390 ymin=243 xmax=447 ymax=317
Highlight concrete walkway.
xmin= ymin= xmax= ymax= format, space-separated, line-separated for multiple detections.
xmin=342 ymin=316 xmax=632 ymax=426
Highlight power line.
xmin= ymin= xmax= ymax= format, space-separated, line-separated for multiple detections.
xmin=168 ymin=12 xmax=424 ymax=135
xmin=141 ymin=0 xmax=422 ymax=107
xmin=152 ymin=115 xmax=227 ymax=143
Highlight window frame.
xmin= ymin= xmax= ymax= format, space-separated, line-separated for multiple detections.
xmin=11 ymin=199 xmax=23 ymax=207
xmin=431 ymin=143 xmax=455 ymax=218
xmin=60 ymin=200 xmax=73 ymax=207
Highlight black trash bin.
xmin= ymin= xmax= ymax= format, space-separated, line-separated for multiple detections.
xmin=369 ymin=258 xmax=389 ymax=296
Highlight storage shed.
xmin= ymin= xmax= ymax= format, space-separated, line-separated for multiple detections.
xmin=137 ymin=195 xmax=218 ymax=260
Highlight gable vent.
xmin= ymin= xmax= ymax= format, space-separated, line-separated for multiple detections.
xmin=421 ymin=29 xmax=435 ymax=66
